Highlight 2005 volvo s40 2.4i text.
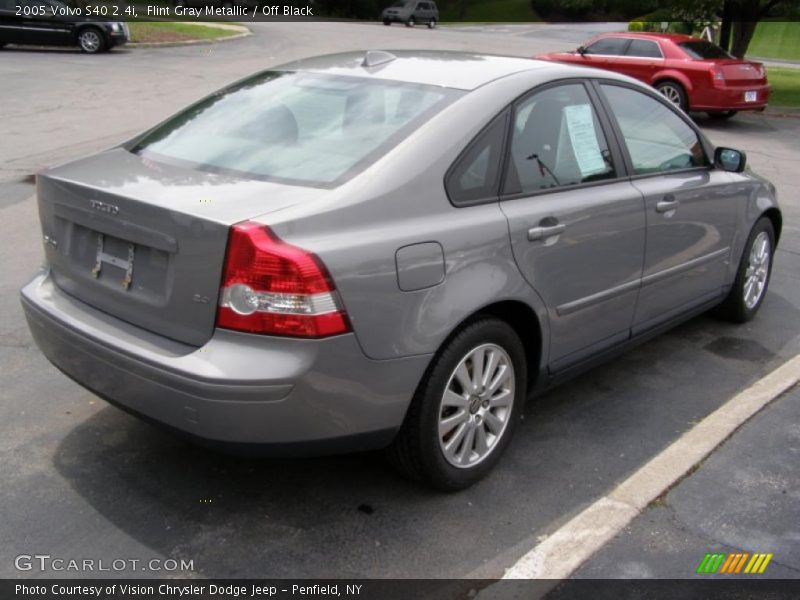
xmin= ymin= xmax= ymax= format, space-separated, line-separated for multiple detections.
xmin=21 ymin=50 xmax=781 ymax=490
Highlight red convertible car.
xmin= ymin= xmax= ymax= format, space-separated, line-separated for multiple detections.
xmin=536 ymin=32 xmax=771 ymax=119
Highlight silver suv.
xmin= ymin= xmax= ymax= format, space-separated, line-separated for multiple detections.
xmin=382 ymin=0 xmax=438 ymax=27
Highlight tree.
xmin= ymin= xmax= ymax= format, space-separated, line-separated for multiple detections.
xmin=672 ymin=0 xmax=791 ymax=57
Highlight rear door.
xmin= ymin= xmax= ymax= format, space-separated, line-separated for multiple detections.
xmin=498 ymin=81 xmax=646 ymax=370
xmin=615 ymin=38 xmax=665 ymax=83
xmin=597 ymin=82 xmax=737 ymax=334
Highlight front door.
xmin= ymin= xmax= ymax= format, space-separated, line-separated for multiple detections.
xmin=598 ymin=83 xmax=738 ymax=334
xmin=499 ymin=82 xmax=646 ymax=370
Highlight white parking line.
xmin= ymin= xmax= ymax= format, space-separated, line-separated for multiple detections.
xmin=499 ymin=353 xmax=800 ymax=581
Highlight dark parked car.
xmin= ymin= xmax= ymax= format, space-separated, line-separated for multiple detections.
xmin=0 ymin=0 xmax=128 ymax=53
xmin=382 ymin=0 xmax=438 ymax=27
xmin=536 ymin=32 xmax=771 ymax=119
xmin=21 ymin=51 xmax=781 ymax=490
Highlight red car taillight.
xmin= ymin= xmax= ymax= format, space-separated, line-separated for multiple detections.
xmin=711 ymin=66 xmax=725 ymax=86
xmin=217 ymin=221 xmax=350 ymax=338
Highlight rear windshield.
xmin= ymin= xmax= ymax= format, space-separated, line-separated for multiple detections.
xmin=132 ymin=71 xmax=460 ymax=187
xmin=678 ymin=41 xmax=733 ymax=60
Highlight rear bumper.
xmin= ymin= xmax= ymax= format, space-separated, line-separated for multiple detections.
xmin=691 ymin=83 xmax=772 ymax=112
xmin=21 ymin=270 xmax=430 ymax=452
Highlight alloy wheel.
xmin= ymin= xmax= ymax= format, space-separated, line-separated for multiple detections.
xmin=438 ymin=343 xmax=515 ymax=469
xmin=658 ymin=84 xmax=682 ymax=107
xmin=79 ymin=30 xmax=101 ymax=53
xmin=744 ymin=231 xmax=770 ymax=309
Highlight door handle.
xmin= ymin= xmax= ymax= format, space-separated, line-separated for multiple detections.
xmin=528 ymin=223 xmax=566 ymax=242
xmin=656 ymin=198 xmax=679 ymax=213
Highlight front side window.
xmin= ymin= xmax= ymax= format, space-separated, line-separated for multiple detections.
xmin=626 ymin=39 xmax=662 ymax=58
xmin=133 ymin=72 xmax=459 ymax=186
xmin=584 ymin=37 xmax=629 ymax=56
xmin=504 ymin=83 xmax=616 ymax=195
xmin=600 ymin=84 xmax=708 ymax=175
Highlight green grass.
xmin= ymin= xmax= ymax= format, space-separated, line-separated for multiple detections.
xmin=129 ymin=22 xmax=239 ymax=43
xmin=439 ymin=0 xmax=539 ymax=23
xmin=747 ymin=21 xmax=800 ymax=61
xmin=767 ymin=67 xmax=800 ymax=107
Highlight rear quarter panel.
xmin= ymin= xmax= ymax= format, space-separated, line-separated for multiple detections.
xmin=251 ymin=70 xmax=559 ymax=363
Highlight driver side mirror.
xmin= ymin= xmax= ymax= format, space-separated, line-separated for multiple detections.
xmin=714 ymin=147 xmax=746 ymax=172
xmin=577 ymin=46 xmax=587 ymax=55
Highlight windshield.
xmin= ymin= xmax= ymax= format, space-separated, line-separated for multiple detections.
xmin=679 ymin=41 xmax=733 ymax=60
xmin=133 ymin=71 xmax=459 ymax=187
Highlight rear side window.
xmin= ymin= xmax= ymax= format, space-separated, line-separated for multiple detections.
xmin=584 ymin=38 xmax=629 ymax=56
xmin=133 ymin=72 xmax=459 ymax=187
xmin=626 ymin=39 xmax=662 ymax=58
xmin=600 ymin=84 xmax=708 ymax=175
xmin=504 ymin=83 xmax=616 ymax=194
xmin=445 ymin=112 xmax=508 ymax=205
xmin=679 ymin=40 xmax=733 ymax=60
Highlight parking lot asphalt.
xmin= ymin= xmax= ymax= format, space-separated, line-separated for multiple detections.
xmin=573 ymin=384 xmax=800 ymax=579
xmin=1 ymin=22 xmax=799 ymax=579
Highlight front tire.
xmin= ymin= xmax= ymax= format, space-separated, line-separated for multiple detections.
xmin=387 ymin=318 xmax=526 ymax=491
xmin=655 ymin=80 xmax=688 ymax=112
xmin=78 ymin=27 xmax=106 ymax=54
xmin=715 ymin=217 xmax=775 ymax=323
xmin=428 ymin=17 xmax=437 ymax=28
xmin=383 ymin=20 xmax=391 ymax=25
xmin=405 ymin=16 xmax=416 ymax=27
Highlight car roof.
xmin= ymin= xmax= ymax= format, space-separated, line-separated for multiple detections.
xmin=276 ymin=50 xmax=573 ymax=91
xmin=598 ymin=32 xmax=696 ymax=43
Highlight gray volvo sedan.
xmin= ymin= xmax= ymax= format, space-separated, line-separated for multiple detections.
xmin=21 ymin=50 xmax=781 ymax=490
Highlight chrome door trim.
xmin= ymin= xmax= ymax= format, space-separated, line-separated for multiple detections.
xmin=641 ymin=247 xmax=730 ymax=287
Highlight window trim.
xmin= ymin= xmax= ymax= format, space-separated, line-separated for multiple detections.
xmin=623 ymin=38 xmax=664 ymax=59
xmin=498 ymin=78 xmax=631 ymax=202
xmin=444 ymin=108 xmax=511 ymax=207
xmin=583 ymin=36 xmax=632 ymax=57
xmin=591 ymin=79 xmax=715 ymax=181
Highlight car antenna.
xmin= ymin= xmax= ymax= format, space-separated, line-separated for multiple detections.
xmin=362 ymin=50 xmax=397 ymax=68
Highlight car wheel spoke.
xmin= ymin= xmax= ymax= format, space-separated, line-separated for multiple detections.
xmin=439 ymin=409 xmax=468 ymax=437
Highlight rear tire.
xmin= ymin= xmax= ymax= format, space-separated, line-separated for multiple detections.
xmin=708 ymin=110 xmax=738 ymax=120
xmin=655 ymin=80 xmax=688 ymax=112
xmin=78 ymin=27 xmax=106 ymax=54
xmin=383 ymin=20 xmax=391 ymax=25
xmin=387 ymin=318 xmax=526 ymax=491
xmin=715 ymin=217 xmax=774 ymax=323
xmin=428 ymin=17 xmax=437 ymax=28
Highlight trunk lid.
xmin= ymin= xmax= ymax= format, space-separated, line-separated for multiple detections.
xmin=37 ymin=148 xmax=323 ymax=346
xmin=716 ymin=60 xmax=766 ymax=85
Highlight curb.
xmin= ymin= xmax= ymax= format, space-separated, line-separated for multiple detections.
xmin=486 ymin=353 xmax=800 ymax=584
xmin=128 ymin=24 xmax=251 ymax=48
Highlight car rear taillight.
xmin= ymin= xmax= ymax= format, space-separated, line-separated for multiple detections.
xmin=217 ymin=221 xmax=350 ymax=338
xmin=711 ymin=66 xmax=725 ymax=85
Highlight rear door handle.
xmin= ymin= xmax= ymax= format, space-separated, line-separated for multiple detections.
xmin=528 ymin=223 xmax=566 ymax=241
xmin=656 ymin=198 xmax=679 ymax=213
